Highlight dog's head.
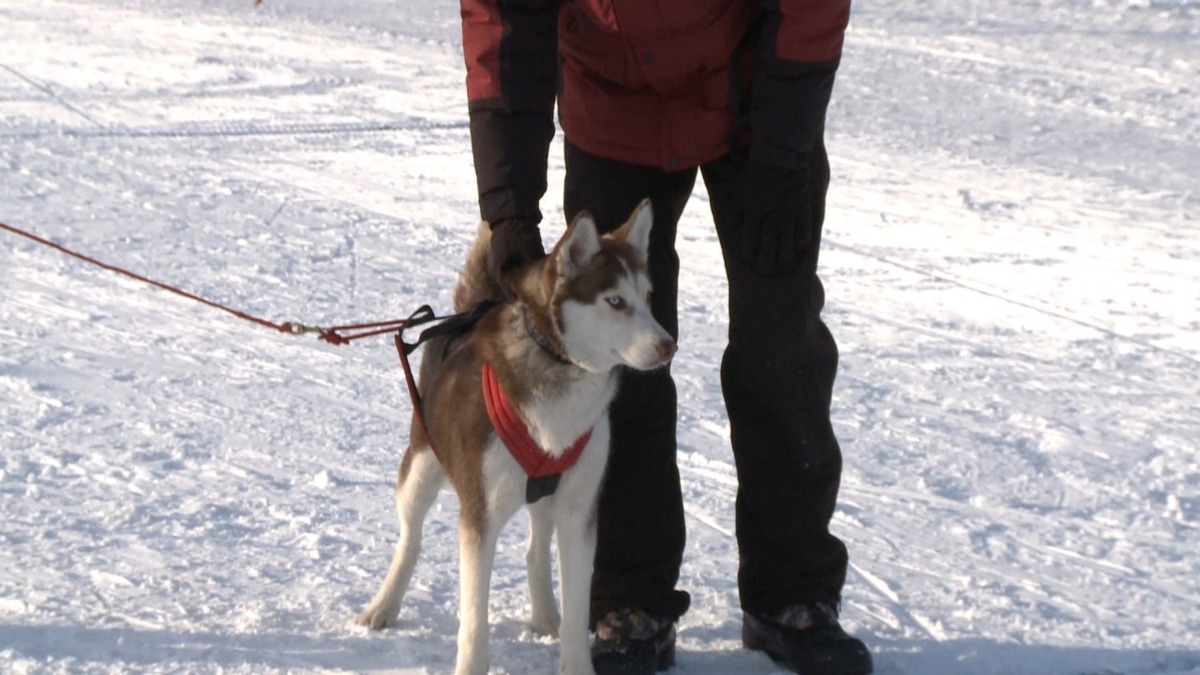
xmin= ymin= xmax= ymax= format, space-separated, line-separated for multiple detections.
xmin=534 ymin=199 xmax=676 ymax=373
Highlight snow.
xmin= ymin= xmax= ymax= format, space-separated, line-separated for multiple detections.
xmin=1 ymin=0 xmax=1197 ymax=673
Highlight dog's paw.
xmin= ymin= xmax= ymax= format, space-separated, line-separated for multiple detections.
xmin=528 ymin=609 xmax=561 ymax=638
xmin=355 ymin=603 xmax=400 ymax=630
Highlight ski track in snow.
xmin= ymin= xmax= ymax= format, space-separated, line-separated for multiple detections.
xmin=1 ymin=0 xmax=1198 ymax=673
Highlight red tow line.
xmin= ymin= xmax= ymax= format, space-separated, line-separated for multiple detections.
xmin=0 ymin=219 xmax=411 ymax=345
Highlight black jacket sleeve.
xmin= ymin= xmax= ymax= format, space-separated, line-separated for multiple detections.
xmin=461 ymin=0 xmax=561 ymax=226
xmin=751 ymin=0 xmax=851 ymax=170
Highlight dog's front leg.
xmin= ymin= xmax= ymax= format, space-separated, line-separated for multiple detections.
xmin=456 ymin=519 xmax=500 ymax=675
xmin=555 ymin=507 xmax=598 ymax=675
xmin=527 ymin=500 xmax=561 ymax=637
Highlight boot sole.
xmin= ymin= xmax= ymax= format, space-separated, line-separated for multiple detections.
xmin=592 ymin=632 xmax=676 ymax=674
xmin=742 ymin=619 xmax=872 ymax=675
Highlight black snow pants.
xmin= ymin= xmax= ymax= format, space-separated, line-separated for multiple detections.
xmin=562 ymin=138 xmax=849 ymax=625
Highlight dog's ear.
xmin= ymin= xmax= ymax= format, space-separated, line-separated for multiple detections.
xmin=559 ymin=212 xmax=602 ymax=278
xmin=612 ymin=198 xmax=653 ymax=261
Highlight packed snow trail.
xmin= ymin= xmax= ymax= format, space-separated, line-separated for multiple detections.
xmin=2 ymin=1 xmax=1198 ymax=674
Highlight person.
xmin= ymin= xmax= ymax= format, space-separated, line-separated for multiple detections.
xmin=459 ymin=1 xmax=872 ymax=673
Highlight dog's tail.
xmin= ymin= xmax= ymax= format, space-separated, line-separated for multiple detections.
xmin=453 ymin=221 xmax=505 ymax=313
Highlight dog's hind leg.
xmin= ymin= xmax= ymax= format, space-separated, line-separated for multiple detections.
xmin=355 ymin=448 xmax=444 ymax=630
xmin=526 ymin=500 xmax=561 ymax=637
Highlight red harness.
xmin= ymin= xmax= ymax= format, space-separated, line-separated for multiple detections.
xmin=391 ymin=304 xmax=591 ymax=504
xmin=481 ymin=362 xmax=592 ymax=503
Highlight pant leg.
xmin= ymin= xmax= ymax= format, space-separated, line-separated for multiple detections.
xmin=700 ymin=140 xmax=849 ymax=616
xmin=562 ymin=139 xmax=697 ymax=625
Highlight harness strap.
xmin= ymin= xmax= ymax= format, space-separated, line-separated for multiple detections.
xmin=396 ymin=301 xmax=498 ymax=359
xmin=481 ymin=362 xmax=592 ymax=503
xmin=394 ymin=301 xmax=497 ymax=467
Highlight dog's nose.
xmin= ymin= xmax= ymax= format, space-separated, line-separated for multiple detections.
xmin=656 ymin=339 xmax=677 ymax=361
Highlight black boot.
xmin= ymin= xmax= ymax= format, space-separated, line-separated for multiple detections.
xmin=742 ymin=603 xmax=873 ymax=675
xmin=591 ymin=609 xmax=677 ymax=674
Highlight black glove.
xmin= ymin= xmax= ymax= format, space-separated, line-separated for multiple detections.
xmin=489 ymin=218 xmax=546 ymax=286
xmin=737 ymin=159 xmax=812 ymax=278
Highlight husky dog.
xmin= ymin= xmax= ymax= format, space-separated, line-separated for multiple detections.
xmin=355 ymin=200 xmax=675 ymax=675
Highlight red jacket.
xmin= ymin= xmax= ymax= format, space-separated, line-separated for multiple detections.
xmin=461 ymin=0 xmax=850 ymax=225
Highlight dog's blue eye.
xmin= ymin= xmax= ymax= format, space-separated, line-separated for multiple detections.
xmin=606 ymin=296 xmax=626 ymax=310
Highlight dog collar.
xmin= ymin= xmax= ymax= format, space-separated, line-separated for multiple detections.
xmin=481 ymin=361 xmax=591 ymax=503
xmin=522 ymin=306 xmax=572 ymax=365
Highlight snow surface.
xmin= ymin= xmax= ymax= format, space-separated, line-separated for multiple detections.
xmin=2 ymin=0 xmax=1198 ymax=673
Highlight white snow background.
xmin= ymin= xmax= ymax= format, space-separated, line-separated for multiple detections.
xmin=1 ymin=0 xmax=1198 ymax=673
